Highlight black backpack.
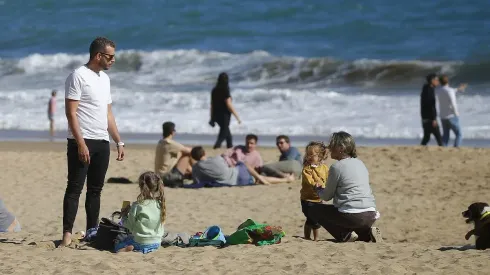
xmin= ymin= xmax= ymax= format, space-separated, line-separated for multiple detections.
xmin=93 ymin=213 xmax=130 ymax=251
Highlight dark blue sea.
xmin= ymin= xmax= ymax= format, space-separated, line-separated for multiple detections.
xmin=1 ymin=0 xmax=489 ymax=142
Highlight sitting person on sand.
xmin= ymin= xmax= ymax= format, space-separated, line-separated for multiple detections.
xmin=0 ymin=198 xmax=21 ymax=233
xmin=259 ymin=135 xmax=302 ymax=179
xmin=117 ymin=171 xmax=166 ymax=254
xmin=309 ymin=131 xmax=382 ymax=243
xmin=300 ymin=142 xmax=329 ymax=241
xmin=222 ymin=134 xmax=263 ymax=169
xmin=191 ymin=146 xmax=294 ymax=186
xmin=155 ymin=121 xmax=193 ymax=187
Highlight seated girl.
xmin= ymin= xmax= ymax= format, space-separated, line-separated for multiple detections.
xmin=116 ymin=171 xmax=166 ymax=253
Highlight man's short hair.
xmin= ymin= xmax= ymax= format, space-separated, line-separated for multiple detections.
xmin=89 ymin=37 xmax=116 ymax=59
xmin=190 ymin=146 xmax=205 ymax=161
xmin=439 ymin=75 xmax=449 ymax=86
xmin=426 ymin=73 xmax=438 ymax=84
xmin=246 ymin=134 xmax=258 ymax=143
xmin=162 ymin=122 xmax=175 ymax=138
xmin=276 ymin=135 xmax=290 ymax=144
xmin=51 ymin=90 xmax=57 ymax=96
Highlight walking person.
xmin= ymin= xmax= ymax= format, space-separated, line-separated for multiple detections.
xmin=209 ymin=72 xmax=241 ymax=149
xmin=62 ymin=37 xmax=125 ymax=246
xmin=420 ymin=73 xmax=443 ymax=146
xmin=436 ymin=75 xmax=467 ymax=147
xmin=48 ymin=89 xmax=57 ymax=138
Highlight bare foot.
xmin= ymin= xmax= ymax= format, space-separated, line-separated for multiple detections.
xmin=286 ymin=174 xmax=295 ymax=182
xmin=117 ymin=245 xmax=134 ymax=253
xmin=60 ymin=232 xmax=72 ymax=247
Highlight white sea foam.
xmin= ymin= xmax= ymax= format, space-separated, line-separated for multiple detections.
xmin=0 ymin=49 xmax=488 ymax=139
xmin=1 ymin=86 xmax=489 ymax=139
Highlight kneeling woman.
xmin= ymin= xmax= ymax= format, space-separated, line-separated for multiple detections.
xmin=310 ymin=131 xmax=382 ymax=242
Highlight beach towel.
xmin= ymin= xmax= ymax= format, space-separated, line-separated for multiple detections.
xmin=227 ymin=219 xmax=285 ymax=246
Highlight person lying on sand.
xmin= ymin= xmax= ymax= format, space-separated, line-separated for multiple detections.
xmin=222 ymin=134 xmax=264 ymax=169
xmin=258 ymin=135 xmax=303 ymax=179
xmin=0 ymin=198 xmax=21 ymax=233
xmin=310 ymin=132 xmax=383 ymax=243
xmin=116 ymin=172 xmax=166 ymax=254
xmin=191 ymin=146 xmax=294 ymax=186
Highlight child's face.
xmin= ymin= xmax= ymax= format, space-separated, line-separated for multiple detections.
xmin=306 ymin=148 xmax=320 ymax=164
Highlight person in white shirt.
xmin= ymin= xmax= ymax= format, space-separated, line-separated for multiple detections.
xmin=62 ymin=37 xmax=125 ymax=246
xmin=436 ymin=75 xmax=467 ymax=147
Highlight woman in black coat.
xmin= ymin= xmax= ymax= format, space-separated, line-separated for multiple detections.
xmin=209 ymin=72 xmax=241 ymax=149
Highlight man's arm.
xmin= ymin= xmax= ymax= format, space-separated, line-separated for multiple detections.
xmin=65 ymin=99 xmax=84 ymax=145
xmin=108 ymin=104 xmax=124 ymax=161
xmin=107 ymin=104 xmax=121 ymax=143
xmin=180 ymin=146 xmax=192 ymax=155
xmin=449 ymin=88 xmax=459 ymax=117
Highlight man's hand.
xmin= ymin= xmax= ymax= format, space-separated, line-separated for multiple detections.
xmin=116 ymin=145 xmax=125 ymax=161
xmin=432 ymin=120 xmax=438 ymax=128
xmin=78 ymin=143 xmax=90 ymax=164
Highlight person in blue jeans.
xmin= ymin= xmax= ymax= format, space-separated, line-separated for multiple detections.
xmin=0 ymin=198 xmax=21 ymax=233
xmin=436 ymin=75 xmax=467 ymax=147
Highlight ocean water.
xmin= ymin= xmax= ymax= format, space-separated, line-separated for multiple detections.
xmin=1 ymin=0 xmax=490 ymax=140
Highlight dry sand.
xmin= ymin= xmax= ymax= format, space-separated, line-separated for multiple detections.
xmin=0 ymin=141 xmax=489 ymax=274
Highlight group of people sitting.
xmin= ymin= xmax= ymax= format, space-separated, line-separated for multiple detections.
xmin=152 ymin=121 xmax=382 ymax=248
xmin=154 ymin=121 xmax=304 ymax=187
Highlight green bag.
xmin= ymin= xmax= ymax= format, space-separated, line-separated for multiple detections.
xmin=227 ymin=219 xmax=286 ymax=246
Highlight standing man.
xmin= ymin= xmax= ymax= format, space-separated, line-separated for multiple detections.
xmin=420 ymin=73 xmax=443 ymax=146
xmin=62 ymin=37 xmax=124 ymax=246
xmin=48 ymin=89 xmax=57 ymax=138
xmin=437 ymin=75 xmax=467 ymax=147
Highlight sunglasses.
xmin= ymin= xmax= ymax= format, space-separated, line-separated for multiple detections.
xmin=98 ymin=52 xmax=115 ymax=60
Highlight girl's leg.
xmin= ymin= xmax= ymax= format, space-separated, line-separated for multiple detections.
xmin=312 ymin=228 xmax=319 ymax=241
xmin=304 ymin=223 xmax=312 ymax=240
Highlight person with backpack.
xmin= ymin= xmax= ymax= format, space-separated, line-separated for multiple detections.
xmin=116 ymin=172 xmax=166 ymax=253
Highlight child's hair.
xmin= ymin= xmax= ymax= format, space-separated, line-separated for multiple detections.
xmin=304 ymin=141 xmax=328 ymax=165
xmin=137 ymin=171 xmax=166 ymax=224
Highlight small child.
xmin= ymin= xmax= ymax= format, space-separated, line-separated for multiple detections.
xmin=116 ymin=171 xmax=166 ymax=254
xmin=300 ymin=141 xmax=329 ymax=241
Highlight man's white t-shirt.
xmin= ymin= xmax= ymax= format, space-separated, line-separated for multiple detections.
xmin=65 ymin=65 xmax=112 ymax=141
xmin=436 ymin=85 xmax=459 ymax=119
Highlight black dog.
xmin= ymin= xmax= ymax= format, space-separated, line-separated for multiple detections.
xmin=462 ymin=202 xmax=490 ymax=250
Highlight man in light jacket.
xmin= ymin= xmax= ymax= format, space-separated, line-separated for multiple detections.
xmin=436 ymin=75 xmax=467 ymax=147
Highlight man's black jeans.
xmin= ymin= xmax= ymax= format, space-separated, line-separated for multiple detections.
xmin=63 ymin=139 xmax=110 ymax=233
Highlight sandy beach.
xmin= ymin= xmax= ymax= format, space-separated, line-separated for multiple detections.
xmin=1 ymin=141 xmax=489 ymax=274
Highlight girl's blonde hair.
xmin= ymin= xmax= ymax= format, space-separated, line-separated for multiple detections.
xmin=328 ymin=131 xmax=357 ymax=158
xmin=137 ymin=171 xmax=166 ymax=224
xmin=304 ymin=141 xmax=328 ymax=165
